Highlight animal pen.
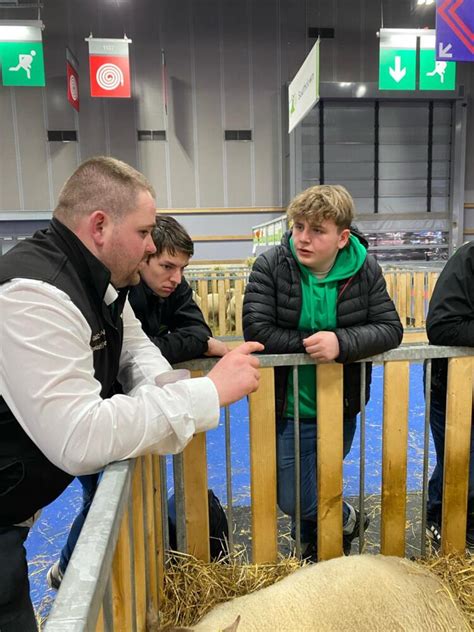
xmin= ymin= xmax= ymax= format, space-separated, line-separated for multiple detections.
xmin=44 ymin=338 xmax=473 ymax=631
xmin=184 ymin=262 xmax=442 ymax=338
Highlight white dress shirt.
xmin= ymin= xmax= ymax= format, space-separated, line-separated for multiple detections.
xmin=0 ymin=278 xmax=219 ymax=476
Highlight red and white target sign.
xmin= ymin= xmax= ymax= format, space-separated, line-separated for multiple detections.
xmin=87 ymin=38 xmax=131 ymax=98
xmin=67 ymin=60 xmax=80 ymax=111
xmin=66 ymin=48 xmax=80 ymax=111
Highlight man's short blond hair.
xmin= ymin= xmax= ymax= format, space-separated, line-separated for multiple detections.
xmin=287 ymin=184 xmax=355 ymax=231
xmin=53 ymin=156 xmax=156 ymax=226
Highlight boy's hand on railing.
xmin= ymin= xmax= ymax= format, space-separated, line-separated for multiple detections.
xmin=204 ymin=336 xmax=231 ymax=357
xmin=303 ymin=331 xmax=339 ymax=362
xmin=207 ymin=341 xmax=264 ymax=406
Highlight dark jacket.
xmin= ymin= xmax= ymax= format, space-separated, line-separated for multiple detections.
xmin=0 ymin=219 xmax=125 ymax=525
xmin=129 ymin=279 xmax=212 ymax=364
xmin=426 ymin=241 xmax=474 ymax=404
xmin=243 ymin=230 xmax=403 ymax=419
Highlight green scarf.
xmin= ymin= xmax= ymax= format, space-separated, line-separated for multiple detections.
xmin=285 ymin=234 xmax=367 ymax=418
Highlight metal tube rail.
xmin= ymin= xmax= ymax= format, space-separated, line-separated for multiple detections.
xmin=175 ymin=344 xmax=474 ymax=372
xmin=45 ymin=460 xmax=134 ymax=631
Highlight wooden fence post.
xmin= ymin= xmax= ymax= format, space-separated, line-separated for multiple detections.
xmin=317 ymin=363 xmax=344 ymax=561
xmin=381 ymin=361 xmax=409 ymax=556
xmin=249 ymin=367 xmax=277 ymax=563
xmin=442 ymin=357 xmax=473 ymax=554
xmin=182 ymin=370 xmax=210 ymax=561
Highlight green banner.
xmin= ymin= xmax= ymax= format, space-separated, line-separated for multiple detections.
xmin=379 ymin=48 xmax=416 ymax=90
xmin=0 ymin=41 xmax=45 ymax=86
xmin=419 ymin=49 xmax=456 ymax=91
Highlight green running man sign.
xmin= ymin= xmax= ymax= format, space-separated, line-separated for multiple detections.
xmin=0 ymin=22 xmax=45 ymax=87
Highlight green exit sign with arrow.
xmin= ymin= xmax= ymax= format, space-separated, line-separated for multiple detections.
xmin=379 ymin=48 xmax=416 ymax=90
xmin=378 ymin=29 xmax=456 ymax=92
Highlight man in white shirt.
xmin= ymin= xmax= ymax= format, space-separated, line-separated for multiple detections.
xmin=0 ymin=156 xmax=262 ymax=631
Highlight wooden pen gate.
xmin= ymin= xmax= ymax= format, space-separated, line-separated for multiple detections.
xmin=44 ymin=345 xmax=472 ymax=632
xmin=187 ymin=264 xmax=443 ymax=336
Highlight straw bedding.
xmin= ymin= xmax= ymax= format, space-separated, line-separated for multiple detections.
xmin=152 ymin=551 xmax=473 ymax=631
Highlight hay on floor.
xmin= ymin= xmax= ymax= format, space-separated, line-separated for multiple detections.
xmin=155 ymin=551 xmax=304 ymax=629
xmin=152 ymin=550 xmax=473 ymax=631
xmin=417 ymin=552 xmax=473 ymax=629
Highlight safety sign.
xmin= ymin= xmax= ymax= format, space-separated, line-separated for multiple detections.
xmin=379 ymin=28 xmax=456 ymax=92
xmin=0 ymin=22 xmax=45 ymax=87
xmin=86 ymin=37 xmax=132 ymax=98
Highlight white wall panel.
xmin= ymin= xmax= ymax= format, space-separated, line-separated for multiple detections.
xmin=14 ymin=90 xmax=51 ymax=210
xmin=0 ymin=89 xmax=21 ymax=209
xmin=164 ymin=0 xmax=198 ymax=207
xmin=194 ymin=1 xmax=225 ymax=207
xmin=252 ymin=0 xmax=281 ymax=206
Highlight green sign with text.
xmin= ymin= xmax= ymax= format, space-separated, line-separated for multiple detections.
xmin=0 ymin=41 xmax=45 ymax=86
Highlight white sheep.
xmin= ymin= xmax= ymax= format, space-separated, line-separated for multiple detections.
xmin=226 ymin=295 xmax=236 ymax=331
xmin=184 ymin=555 xmax=468 ymax=631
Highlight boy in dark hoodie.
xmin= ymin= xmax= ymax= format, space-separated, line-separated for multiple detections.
xmin=243 ymin=185 xmax=403 ymax=558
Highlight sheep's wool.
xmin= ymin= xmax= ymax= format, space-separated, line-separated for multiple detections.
xmin=193 ymin=555 xmax=468 ymax=631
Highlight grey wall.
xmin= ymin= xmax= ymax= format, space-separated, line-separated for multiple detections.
xmin=0 ymin=0 xmax=473 ymax=259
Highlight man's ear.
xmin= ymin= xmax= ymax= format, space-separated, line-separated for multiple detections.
xmin=338 ymin=228 xmax=351 ymax=249
xmin=89 ymin=210 xmax=109 ymax=246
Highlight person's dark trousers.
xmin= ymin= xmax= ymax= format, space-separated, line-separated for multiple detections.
xmin=0 ymin=525 xmax=38 ymax=632
xmin=276 ymin=416 xmax=357 ymax=542
xmin=58 ymin=473 xmax=100 ymax=574
xmin=427 ymin=393 xmax=474 ymax=531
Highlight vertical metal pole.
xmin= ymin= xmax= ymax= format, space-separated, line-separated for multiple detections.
xmin=293 ymin=365 xmax=301 ymax=557
xmin=173 ymin=454 xmax=187 ymax=553
xmin=449 ymin=99 xmax=467 ymax=255
xmin=427 ymin=101 xmax=434 ymax=213
xmin=319 ymin=100 xmax=324 ymax=184
xmin=374 ymin=101 xmax=379 ymax=214
xmin=358 ymin=362 xmax=367 ymax=551
xmin=159 ymin=457 xmax=170 ymax=552
xmin=225 ymin=405 xmax=234 ymax=554
xmin=421 ymin=359 xmax=432 ymax=557
xmin=289 ymin=125 xmax=297 ymax=200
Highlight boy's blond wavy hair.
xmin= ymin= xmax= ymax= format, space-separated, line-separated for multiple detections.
xmin=287 ymin=184 xmax=354 ymax=231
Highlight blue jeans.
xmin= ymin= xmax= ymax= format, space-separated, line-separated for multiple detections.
xmin=427 ymin=395 xmax=474 ymax=527
xmin=277 ymin=416 xmax=357 ymax=542
xmin=59 ymin=473 xmax=100 ymax=573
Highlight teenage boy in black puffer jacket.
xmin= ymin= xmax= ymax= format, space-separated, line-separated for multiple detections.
xmin=425 ymin=243 xmax=474 ymax=551
xmin=243 ymin=184 xmax=403 ymax=559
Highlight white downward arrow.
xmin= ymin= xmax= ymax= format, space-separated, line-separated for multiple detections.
xmin=389 ymin=56 xmax=406 ymax=82
xmin=438 ymin=42 xmax=453 ymax=58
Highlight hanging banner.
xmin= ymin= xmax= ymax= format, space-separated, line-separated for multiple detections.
xmin=66 ymin=47 xmax=79 ymax=111
xmin=86 ymin=37 xmax=132 ymax=98
xmin=288 ymin=39 xmax=320 ymax=133
xmin=436 ymin=0 xmax=474 ymax=62
xmin=0 ymin=20 xmax=45 ymax=87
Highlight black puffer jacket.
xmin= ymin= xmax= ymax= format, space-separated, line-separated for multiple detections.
xmin=129 ymin=279 xmax=212 ymax=365
xmin=426 ymin=241 xmax=474 ymax=406
xmin=243 ymin=231 xmax=403 ymax=419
